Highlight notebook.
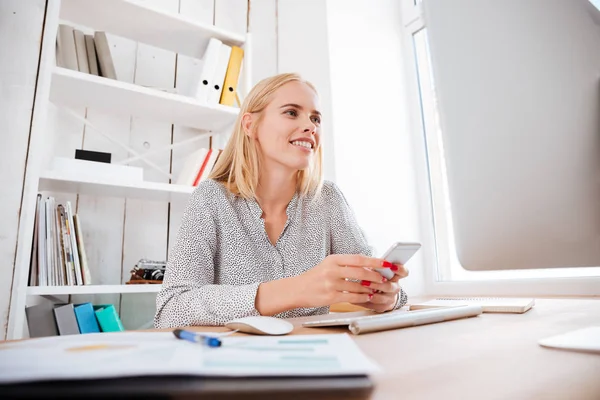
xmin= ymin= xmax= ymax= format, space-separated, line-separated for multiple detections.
xmin=302 ymin=305 xmax=483 ymax=334
xmin=408 ymin=297 xmax=535 ymax=314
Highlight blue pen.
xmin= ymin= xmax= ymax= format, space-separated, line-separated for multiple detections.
xmin=173 ymin=329 xmax=222 ymax=347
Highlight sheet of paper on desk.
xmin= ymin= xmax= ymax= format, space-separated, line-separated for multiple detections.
xmin=0 ymin=332 xmax=379 ymax=384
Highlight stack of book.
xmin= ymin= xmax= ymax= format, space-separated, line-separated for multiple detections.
xmin=176 ymin=147 xmax=223 ymax=186
xmin=193 ymin=38 xmax=244 ymax=107
xmin=29 ymin=195 xmax=92 ymax=287
xmin=26 ymin=302 xmax=125 ymax=338
xmin=56 ymin=24 xmax=117 ymax=79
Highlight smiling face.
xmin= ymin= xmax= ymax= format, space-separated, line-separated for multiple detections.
xmin=244 ymin=81 xmax=322 ymax=173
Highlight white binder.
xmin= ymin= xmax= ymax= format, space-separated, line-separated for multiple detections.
xmin=194 ymin=38 xmax=222 ymax=102
xmin=207 ymin=43 xmax=232 ymax=105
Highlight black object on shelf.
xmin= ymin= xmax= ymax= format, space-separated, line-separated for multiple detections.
xmin=75 ymin=149 xmax=111 ymax=164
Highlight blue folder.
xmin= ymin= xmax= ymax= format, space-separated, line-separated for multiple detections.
xmin=73 ymin=303 xmax=100 ymax=334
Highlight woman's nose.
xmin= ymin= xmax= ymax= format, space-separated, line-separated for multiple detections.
xmin=303 ymin=120 xmax=317 ymax=134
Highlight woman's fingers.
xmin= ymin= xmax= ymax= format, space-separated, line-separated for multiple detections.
xmin=338 ymin=292 xmax=374 ymax=304
xmin=329 ymin=255 xmax=409 ymax=281
xmin=337 ymin=265 xmax=387 ymax=284
xmin=367 ymin=292 xmax=396 ymax=305
xmin=330 ymin=254 xmax=392 ymax=271
xmin=392 ymin=264 xmax=409 ymax=279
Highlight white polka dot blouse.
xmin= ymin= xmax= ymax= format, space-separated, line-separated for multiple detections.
xmin=154 ymin=179 xmax=407 ymax=328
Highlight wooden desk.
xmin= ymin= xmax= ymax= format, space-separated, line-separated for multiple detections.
xmin=155 ymin=298 xmax=600 ymax=400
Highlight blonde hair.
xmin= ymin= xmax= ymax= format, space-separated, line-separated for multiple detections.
xmin=208 ymin=73 xmax=324 ymax=199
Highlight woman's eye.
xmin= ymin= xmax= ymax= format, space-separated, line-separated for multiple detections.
xmin=311 ymin=115 xmax=321 ymax=125
xmin=285 ymin=109 xmax=297 ymax=117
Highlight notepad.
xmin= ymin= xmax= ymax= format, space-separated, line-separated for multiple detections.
xmin=408 ymin=297 xmax=535 ymax=314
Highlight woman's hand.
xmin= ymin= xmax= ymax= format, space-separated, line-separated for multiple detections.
xmin=351 ymin=262 xmax=409 ymax=312
xmin=291 ymin=254 xmax=400 ymax=309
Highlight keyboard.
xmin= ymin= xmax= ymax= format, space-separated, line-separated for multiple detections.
xmin=302 ymin=305 xmax=483 ymax=334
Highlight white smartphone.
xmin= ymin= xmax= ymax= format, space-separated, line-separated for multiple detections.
xmin=374 ymin=242 xmax=422 ymax=279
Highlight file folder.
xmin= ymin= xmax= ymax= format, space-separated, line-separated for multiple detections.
xmin=194 ymin=38 xmax=222 ymax=102
xmin=74 ymin=303 xmax=100 ymax=334
xmin=207 ymin=43 xmax=232 ymax=105
xmin=219 ymin=46 xmax=244 ymax=107
xmin=94 ymin=305 xmax=125 ymax=332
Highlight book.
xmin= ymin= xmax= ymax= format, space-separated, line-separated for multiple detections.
xmin=29 ymin=194 xmax=41 ymax=287
xmin=73 ymin=29 xmax=90 ymax=73
xmin=25 ymin=303 xmax=58 ymax=338
xmin=65 ymin=202 xmax=84 ymax=286
xmin=73 ymin=303 xmax=100 ymax=334
xmin=56 ymin=24 xmax=78 ymax=70
xmin=94 ymin=305 xmax=125 ymax=332
xmin=73 ymin=214 xmax=92 ymax=285
xmin=408 ymin=297 xmax=535 ymax=314
xmin=175 ymin=148 xmax=208 ymax=186
xmin=84 ymin=34 xmax=99 ymax=76
xmin=53 ymin=304 xmax=81 ymax=335
xmin=94 ymin=32 xmax=117 ymax=79
xmin=219 ymin=46 xmax=244 ymax=107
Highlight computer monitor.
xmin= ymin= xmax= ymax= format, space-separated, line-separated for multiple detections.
xmin=422 ymin=0 xmax=600 ymax=271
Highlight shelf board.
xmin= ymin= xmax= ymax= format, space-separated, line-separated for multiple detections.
xmin=27 ymin=284 xmax=162 ymax=295
xmin=39 ymin=171 xmax=195 ymax=202
xmin=60 ymin=0 xmax=245 ymax=58
xmin=50 ymin=67 xmax=239 ymax=131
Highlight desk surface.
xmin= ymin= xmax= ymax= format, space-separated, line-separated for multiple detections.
xmin=154 ymin=298 xmax=600 ymax=400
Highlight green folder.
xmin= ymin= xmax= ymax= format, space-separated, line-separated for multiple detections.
xmin=93 ymin=305 xmax=125 ymax=332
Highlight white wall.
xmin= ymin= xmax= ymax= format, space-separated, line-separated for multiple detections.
xmin=276 ymin=0 xmax=337 ymax=182
xmin=0 ymin=0 xmax=47 ymax=340
xmin=325 ymin=0 xmax=426 ymax=295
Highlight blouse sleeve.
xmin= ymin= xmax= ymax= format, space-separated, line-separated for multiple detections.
xmin=154 ymin=184 xmax=261 ymax=328
xmin=325 ymin=182 xmax=407 ymax=310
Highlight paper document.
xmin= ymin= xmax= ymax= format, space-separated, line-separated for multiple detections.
xmin=0 ymin=332 xmax=379 ymax=384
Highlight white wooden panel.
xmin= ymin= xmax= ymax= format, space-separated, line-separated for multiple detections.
xmin=215 ymin=0 xmax=248 ymax=37
xmin=50 ymin=67 xmax=238 ymax=131
xmin=118 ymin=0 xmax=179 ymax=331
xmin=60 ymin=0 xmax=245 ymax=57
xmin=70 ymin=34 xmax=138 ymax=312
xmin=277 ymin=0 xmax=336 ymax=181
xmin=249 ymin=0 xmax=277 ymax=84
xmin=167 ymin=0 xmax=215 ymax=256
xmin=1 ymin=0 xmax=48 ymax=340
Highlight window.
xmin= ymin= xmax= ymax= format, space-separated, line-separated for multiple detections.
xmin=407 ymin=1 xmax=600 ymax=283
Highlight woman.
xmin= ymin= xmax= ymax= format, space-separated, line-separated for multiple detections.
xmin=154 ymin=73 xmax=409 ymax=328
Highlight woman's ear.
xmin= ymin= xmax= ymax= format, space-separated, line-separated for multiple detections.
xmin=241 ymin=113 xmax=254 ymax=138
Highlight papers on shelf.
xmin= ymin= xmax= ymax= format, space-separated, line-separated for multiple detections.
xmin=0 ymin=332 xmax=379 ymax=383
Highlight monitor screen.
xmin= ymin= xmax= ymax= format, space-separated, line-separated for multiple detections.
xmin=423 ymin=0 xmax=600 ymax=270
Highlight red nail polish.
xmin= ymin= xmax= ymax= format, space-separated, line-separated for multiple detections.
xmin=391 ymin=265 xmax=399 ymax=272
xmin=361 ymin=280 xmax=371 ymax=287
xmin=382 ymin=261 xmax=394 ymax=269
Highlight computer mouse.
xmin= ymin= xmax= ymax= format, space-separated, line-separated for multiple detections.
xmin=224 ymin=316 xmax=294 ymax=335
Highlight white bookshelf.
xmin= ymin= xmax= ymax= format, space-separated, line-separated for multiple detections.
xmin=27 ymin=284 xmax=162 ymax=296
xmin=6 ymin=0 xmax=252 ymax=339
xmin=39 ymin=171 xmax=195 ymax=203
xmin=51 ymin=67 xmax=239 ymax=131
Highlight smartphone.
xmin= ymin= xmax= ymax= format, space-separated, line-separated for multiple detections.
xmin=374 ymin=242 xmax=422 ymax=279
